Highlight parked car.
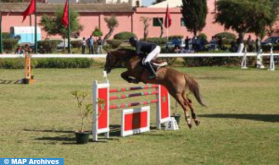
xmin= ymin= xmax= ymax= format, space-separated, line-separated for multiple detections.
xmin=57 ymin=41 xmax=72 ymax=49
xmin=165 ymin=39 xmax=185 ymax=49
xmin=261 ymin=36 xmax=279 ymax=46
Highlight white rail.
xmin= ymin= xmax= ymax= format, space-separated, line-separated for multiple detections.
xmin=0 ymin=51 xmax=278 ymax=70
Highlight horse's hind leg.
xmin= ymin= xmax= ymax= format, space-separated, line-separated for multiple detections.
xmin=187 ymin=98 xmax=200 ymax=126
xmin=182 ymin=91 xmax=200 ymax=126
xmin=172 ymin=93 xmax=192 ymax=128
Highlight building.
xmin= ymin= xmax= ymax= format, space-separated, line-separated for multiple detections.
xmin=0 ymin=0 xmax=277 ymax=41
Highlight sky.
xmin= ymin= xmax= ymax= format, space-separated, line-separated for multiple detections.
xmin=142 ymin=0 xmax=156 ymax=6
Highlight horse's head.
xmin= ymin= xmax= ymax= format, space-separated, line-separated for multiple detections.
xmin=104 ymin=49 xmax=137 ymax=73
xmin=104 ymin=52 xmax=117 ymax=74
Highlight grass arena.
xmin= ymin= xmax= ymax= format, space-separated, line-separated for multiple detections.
xmin=0 ymin=66 xmax=278 ymax=164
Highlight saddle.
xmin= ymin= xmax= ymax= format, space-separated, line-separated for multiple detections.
xmin=140 ymin=58 xmax=168 ymax=71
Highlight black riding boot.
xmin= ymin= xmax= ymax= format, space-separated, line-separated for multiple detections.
xmin=145 ymin=62 xmax=157 ymax=79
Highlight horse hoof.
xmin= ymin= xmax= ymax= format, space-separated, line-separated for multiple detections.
xmin=187 ymin=123 xmax=192 ymax=129
xmin=194 ymin=119 xmax=200 ymax=126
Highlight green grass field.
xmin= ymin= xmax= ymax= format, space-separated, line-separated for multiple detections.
xmin=0 ymin=66 xmax=278 ymax=165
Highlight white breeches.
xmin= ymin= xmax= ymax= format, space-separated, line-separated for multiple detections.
xmin=144 ymin=46 xmax=161 ymax=64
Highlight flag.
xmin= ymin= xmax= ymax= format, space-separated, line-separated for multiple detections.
xmin=61 ymin=0 xmax=69 ymax=27
xmin=22 ymin=0 xmax=36 ymax=22
xmin=164 ymin=4 xmax=172 ymax=28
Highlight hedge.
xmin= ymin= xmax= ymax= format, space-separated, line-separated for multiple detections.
xmin=106 ymin=39 xmax=122 ymax=49
xmin=2 ymin=32 xmax=10 ymax=39
xmin=71 ymin=40 xmax=82 ymax=48
xmin=3 ymin=39 xmax=19 ymax=53
xmin=214 ymin=32 xmax=237 ymax=40
xmin=38 ymin=40 xmax=61 ymax=53
xmin=113 ymin=32 xmax=137 ymax=40
xmin=183 ymin=57 xmax=240 ymax=67
xmin=145 ymin=37 xmax=167 ymax=45
xmin=0 ymin=58 xmax=94 ymax=69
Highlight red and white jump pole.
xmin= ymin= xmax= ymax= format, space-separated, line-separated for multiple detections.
xmin=92 ymin=80 xmax=171 ymax=141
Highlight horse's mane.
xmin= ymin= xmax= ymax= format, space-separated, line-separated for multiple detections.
xmin=112 ymin=49 xmax=139 ymax=62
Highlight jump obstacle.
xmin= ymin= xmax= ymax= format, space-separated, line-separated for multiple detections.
xmin=92 ymin=80 xmax=171 ymax=141
xmin=22 ymin=52 xmax=34 ymax=84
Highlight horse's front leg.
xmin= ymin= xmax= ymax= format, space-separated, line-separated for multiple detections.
xmin=121 ymin=71 xmax=139 ymax=84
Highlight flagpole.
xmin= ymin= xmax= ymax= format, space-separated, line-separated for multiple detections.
xmin=0 ymin=0 xmax=3 ymax=54
xmin=0 ymin=11 xmax=3 ymax=54
xmin=34 ymin=0 xmax=37 ymax=53
xmin=167 ymin=17 xmax=169 ymax=42
xmin=68 ymin=0 xmax=71 ymax=54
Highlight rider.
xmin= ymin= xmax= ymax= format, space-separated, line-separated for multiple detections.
xmin=129 ymin=37 xmax=161 ymax=79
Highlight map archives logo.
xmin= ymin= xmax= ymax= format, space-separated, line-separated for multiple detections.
xmin=0 ymin=158 xmax=64 ymax=165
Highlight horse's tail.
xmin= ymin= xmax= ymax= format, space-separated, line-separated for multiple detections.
xmin=184 ymin=74 xmax=206 ymax=107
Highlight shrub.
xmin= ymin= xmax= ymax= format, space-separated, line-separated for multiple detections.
xmin=198 ymin=33 xmax=207 ymax=41
xmin=168 ymin=35 xmax=184 ymax=40
xmin=35 ymin=58 xmax=94 ymax=68
xmin=0 ymin=59 xmax=24 ymax=69
xmin=183 ymin=57 xmax=240 ymax=66
xmin=2 ymin=32 xmax=10 ymax=39
xmin=113 ymin=32 xmax=137 ymax=40
xmin=92 ymin=27 xmax=103 ymax=37
xmin=106 ymin=39 xmax=122 ymax=49
xmin=214 ymin=32 xmax=237 ymax=40
xmin=3 ymin=39 xmax=18 ymax=53
xmin=38 ymin=40 xmax=61 ymax=53
xmin=145 ymin=37 xmax=167 ymax=45
xmin=71 ymin=40 xmax=82 ymax=48
xmin=0 ymin=58 xmax=94 ymax=69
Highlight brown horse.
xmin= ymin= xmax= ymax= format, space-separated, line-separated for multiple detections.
xmin=104 ymin=49 xmax=206 ymax=128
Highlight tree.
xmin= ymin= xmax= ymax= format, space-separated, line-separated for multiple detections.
xmin=157 ymin=17 xmax=164 ymax=38
xmin=215 ymin=0 xmax=277 ymax=38
xmin=40 ymin=8 xmax=83 ymax=49
xmin=103 ymin=15 xmax=119 ymax=45
xmin=140 ymin=17 xmax=151 ymax=41
xmin=181 ymin=0 xmax=207 ymax=36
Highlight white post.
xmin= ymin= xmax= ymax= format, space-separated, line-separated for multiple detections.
xmin=268 ymin=45 xmax=275 ymax=71
xmin=241 ymin=46 xmax=248 ymax=69
xmin=256 ymin=49 xmax=265 ymax=69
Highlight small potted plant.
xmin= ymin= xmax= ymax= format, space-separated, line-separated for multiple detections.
xmin=171 ymin=101 xmax=181 ymax=125
xmin=71 ymin=91 xmax=93 ymax=144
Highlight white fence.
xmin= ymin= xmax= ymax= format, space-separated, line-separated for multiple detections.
xmin=0 ymin=49 xmax=278 ymax=70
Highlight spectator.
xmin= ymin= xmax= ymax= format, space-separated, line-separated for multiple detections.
xmin=217 ymin=37 xmax=223 ymax=50
xmin=230 ymin=40 xmax=237 ymax=52
xmin=15 ymin=45 xmax=24 ymax=54
xmin=255 ymin=36 xmax=261 ymax=53
xmin=237 ymin=33 xmax=244 ymax=52
xmin=247 ymin=35 xmax=254 ymax=52
xmin=185 ymin=36 xmax=190 ymax=50
xmin=81 ymin=37 xmax=86 ymax=54
xmin=172 ymin=37 xmax=180 ymax=48
xmin=209 ymin=37 xmax=217 ymax=50
xmin=24 ymin=44 xmax=32 ymax=53
xmin=192 ymin=35 xmax=198 ymax=51
xmin=87 ymin=35 xmax=94 ymax=54
xmin=96 ymin=37 xmax=103 ymax=54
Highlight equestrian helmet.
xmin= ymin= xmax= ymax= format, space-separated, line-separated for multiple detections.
xmin=129 ymin=37 xmax=137 ymax=45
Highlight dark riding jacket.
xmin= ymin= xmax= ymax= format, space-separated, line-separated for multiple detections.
xmin=134 ymin=41 xmax=157 ymax=56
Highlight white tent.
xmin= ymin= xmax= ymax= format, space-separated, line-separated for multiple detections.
xmin=147 ymin=0 xmax=182 ymax=8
